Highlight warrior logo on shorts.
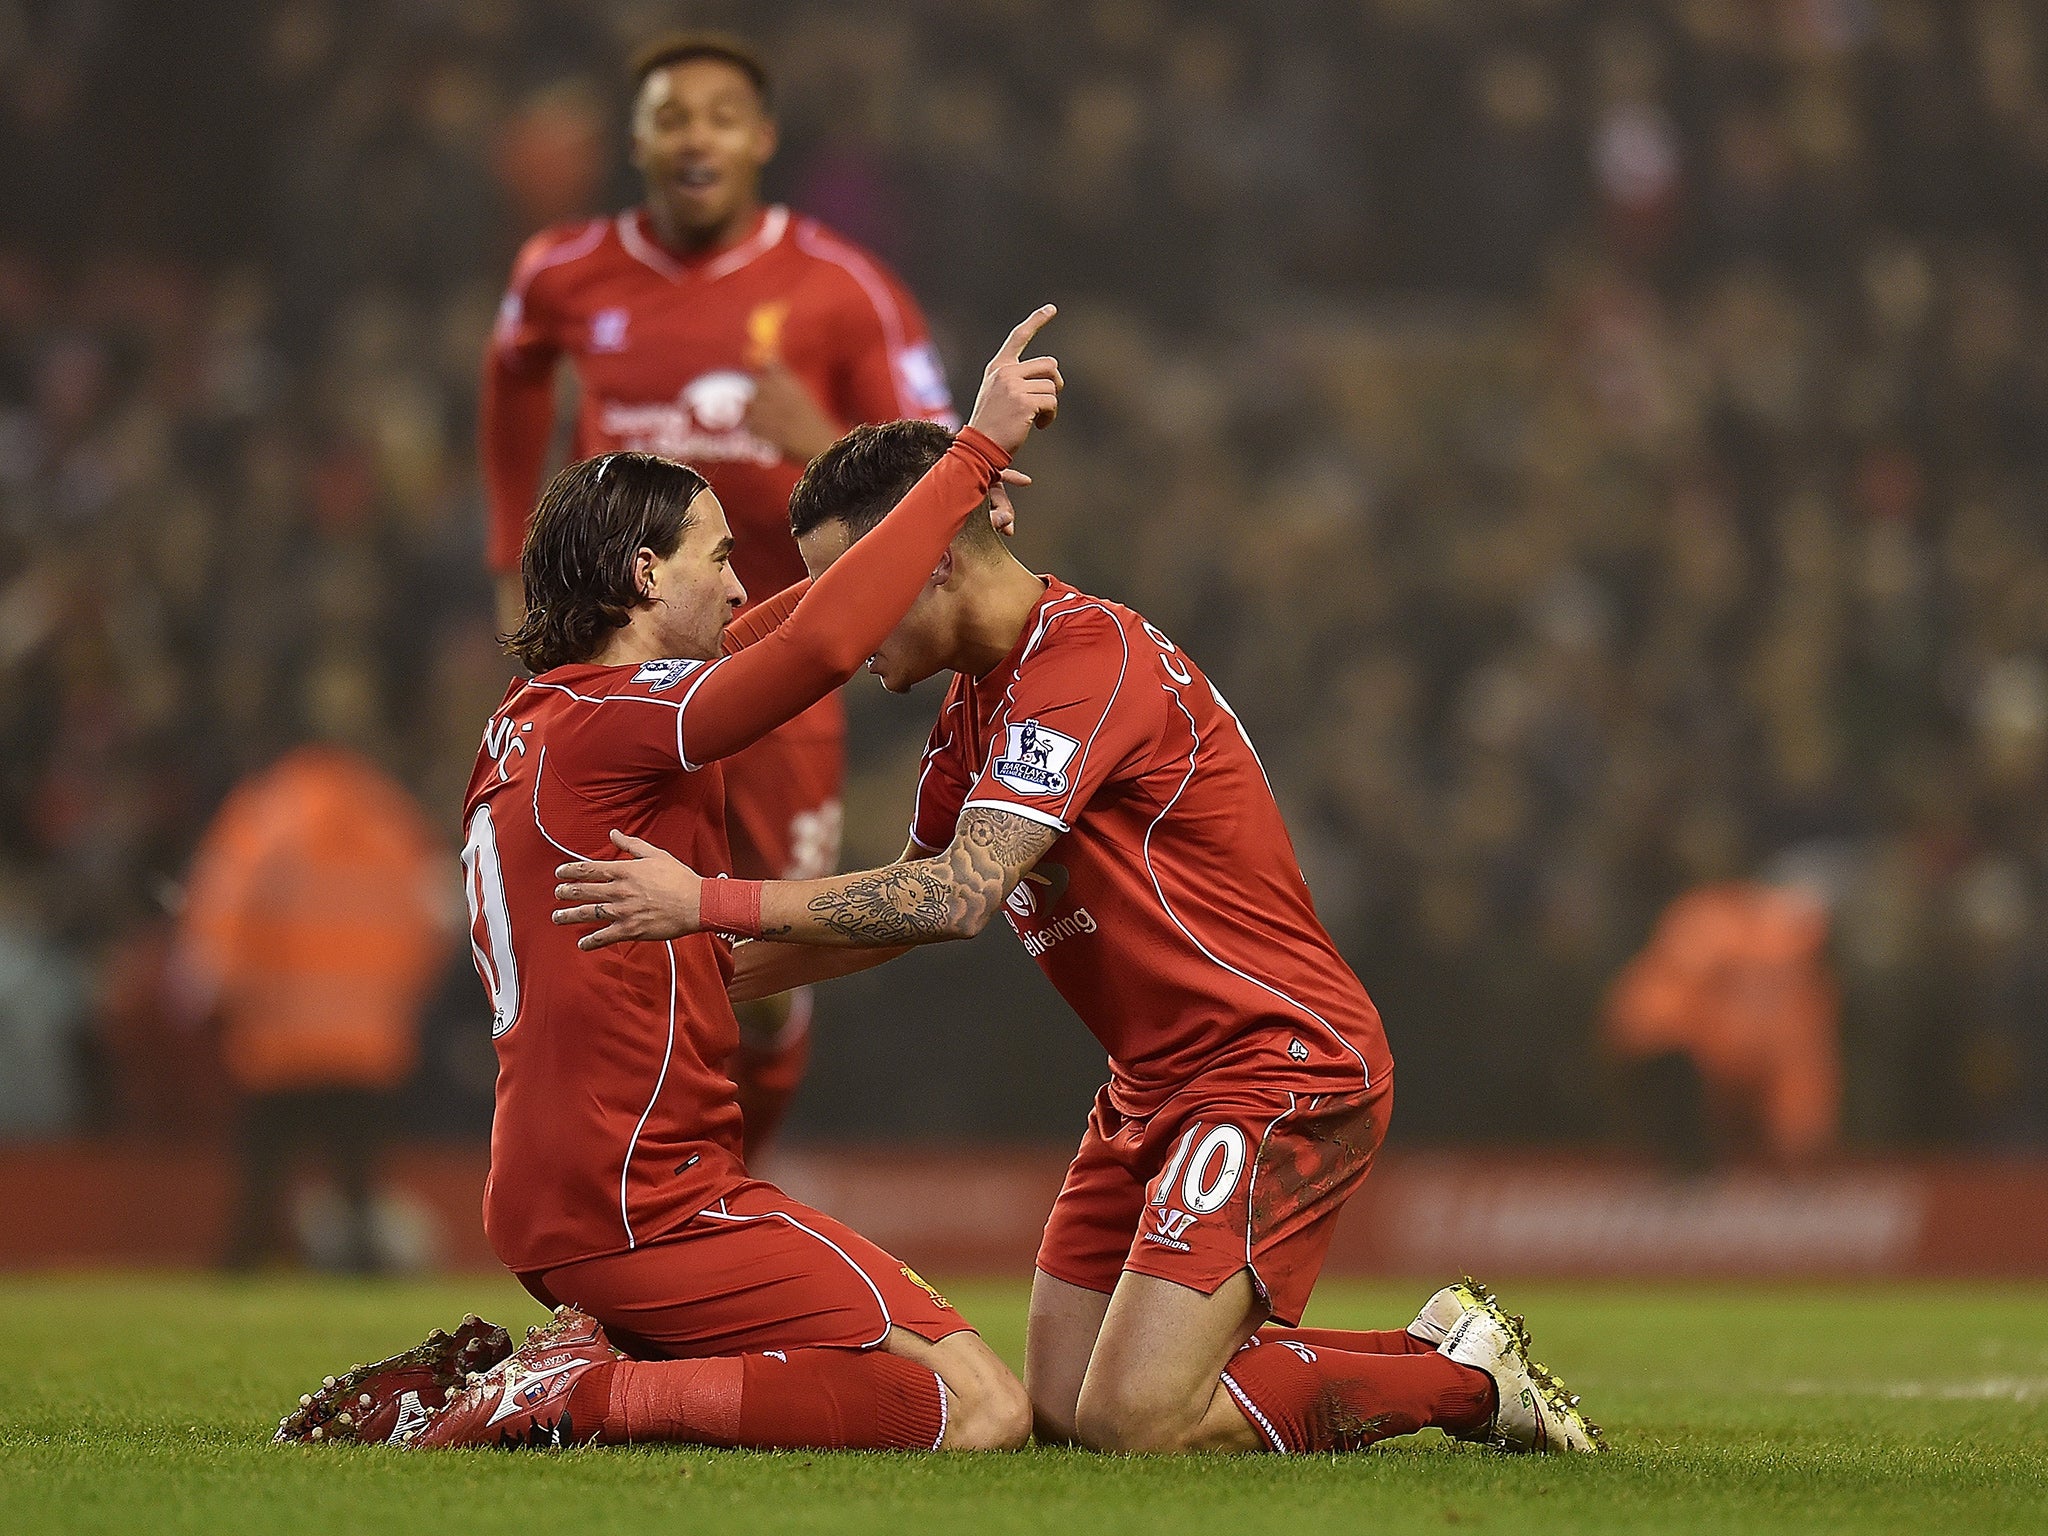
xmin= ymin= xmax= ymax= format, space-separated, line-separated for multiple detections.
xmin=1143 ymin=1207 xmax=1198 ymax=1252
xmin=992 ymin=720 xmax=1080 ymax=796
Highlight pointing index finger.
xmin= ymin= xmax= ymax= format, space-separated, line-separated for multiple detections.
xmin=995 ymin=304 xmax=1057 ymax=363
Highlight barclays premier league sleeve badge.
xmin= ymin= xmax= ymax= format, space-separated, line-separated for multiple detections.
xmin=992 ymin=720 xmax=1081 ymax=796
xmin=631 ymin=658 xmax=703 ymax=693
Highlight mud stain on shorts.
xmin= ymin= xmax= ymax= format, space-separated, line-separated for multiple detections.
xmin=1250 ymin=1093 xmax=1381 ymax=1235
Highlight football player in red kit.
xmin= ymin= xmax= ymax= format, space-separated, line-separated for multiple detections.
xmin=483 ymin=32 xmax=954 ymax=1158
xmin=277 ymin=312 xmax=1059 ymax=1455
xmin=551 ymin=422 xmax=1605 ymax=1458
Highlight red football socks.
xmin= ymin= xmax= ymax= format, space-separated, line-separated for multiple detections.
xmin=571 ymin=1348 xmax=947 ymax=1450
xmin=1220 ymin=1336 xmax=1495 ymax=1453
xmin=1258 ymin=1324 xmax=1439 ymax=1356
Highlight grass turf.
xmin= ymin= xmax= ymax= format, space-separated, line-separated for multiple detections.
xmin=5 ymin=1275 xmax=2045 ymax=1535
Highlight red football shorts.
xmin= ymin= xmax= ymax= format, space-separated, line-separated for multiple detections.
xmin=1035 ymin=1076 xmax=1392 ymax=1326
xmin=722 ymin=707 xmax=844 ymax=882
xmin=520 ymin=1179 xmax=970 ymax=1358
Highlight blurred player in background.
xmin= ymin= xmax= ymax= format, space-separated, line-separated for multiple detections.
xmin=552 ymin=422 xmax=1605 ymax=1458
xmin=482 ymin=32 xmax=956 ymax=1161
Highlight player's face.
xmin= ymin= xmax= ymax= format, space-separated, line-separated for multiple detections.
xmin=798 ymin=521 xmax=952 ymax=693
xmin=631 ymin=60 xmax=776 ymax=237
xmin=647 ymin=490 xmax=746 ymax=659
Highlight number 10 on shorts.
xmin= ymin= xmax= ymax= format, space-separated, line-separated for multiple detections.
xmin=1151 ymin=1122 xmax=1249 ymax=1216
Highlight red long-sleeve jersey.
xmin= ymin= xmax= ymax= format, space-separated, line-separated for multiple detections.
xmin=910 ymin=578 xmax=1392 ymax=1118
xmin=462 ymin=430 xmax=1006 ymax=1274
xmin=482 ymin=205 xmax=955 ymax=606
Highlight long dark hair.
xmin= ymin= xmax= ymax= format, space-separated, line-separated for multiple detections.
xmin=507 ymin=452 xmax=709 ymax=673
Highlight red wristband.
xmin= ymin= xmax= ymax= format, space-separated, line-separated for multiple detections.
xmin=698 ymin=876 xmax=764 ymax=940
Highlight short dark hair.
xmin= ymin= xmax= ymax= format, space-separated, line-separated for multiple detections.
xmin=790 ymin=421 xmax=1000 ymax=554
xmin=507 ymin=452 xmax=710 ymax=674
xmin=629 ymin=31 xmax=772 ymax=108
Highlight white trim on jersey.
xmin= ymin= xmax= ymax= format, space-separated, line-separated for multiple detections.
xmin=616 ymin=205 xmax=790 ymax=284
xmin=703 ymin=205 xmax=790 ymax=280
xmin=909 ymin=698 xmax=966 ymax=850
xmin=529 ymin=747 xmax=601 ymax=861
xmin=620 ymin=941 xmax=680 ymax=1249
xmin=521 ymin=675 xmax=721 ymax=773
xmin=497 ymin=219 xmax=609 ymax=345
xmin=792 ymin=221 xmax=917 ymax=414
xmin=615 ymin=211 xmax=680 ymax=280
xmin=1043 ymin=606 xmax=1130 ymax=825
xmin=1243 ymin=1093 xmax=1300 ymax=1307
xmin=1143 ymin=686 xmax=1373 ymax=1089
xmin=523 ymin=678 xmax=683 ymax=714
xmin=980 ymin=594 xmax=1128 ymax=829
xmin=960 ymin=798 xmax=1070 ymax=834
xmin=695 ymin=1201 xmax=895 ymax=1349
xmin=668 ymin=655 xmax=728 ymax=771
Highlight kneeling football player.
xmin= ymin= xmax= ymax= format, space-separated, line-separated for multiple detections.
xmin=279 ymin=312 xmax=1062 ymax=1453
xmin=552 ymin=421 xmax=1605 ymax=1456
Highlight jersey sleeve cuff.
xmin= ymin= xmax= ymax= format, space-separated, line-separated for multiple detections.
xmin=950 ymin=425 xmax=1012 ymax=478
xmin=961 ymin=798 xmax=1070 ymax=834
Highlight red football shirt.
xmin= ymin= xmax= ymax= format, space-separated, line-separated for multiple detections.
xmin=910 ymin=578 xmax=1392 ymax=1116
xmin=482 ymin=205 xmax=955 ymax=605
xmin=463 ymin=432 xmax=1006 ymax=1273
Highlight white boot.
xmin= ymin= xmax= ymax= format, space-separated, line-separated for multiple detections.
xmin=1440 ymin=1310 xmax=1605 ymax=1453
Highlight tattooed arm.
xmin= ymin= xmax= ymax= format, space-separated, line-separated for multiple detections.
xmin=781 ymin=809 xmax=1060 ymax=946
xmin=552 ymin=811 xmax=1060 ymax=951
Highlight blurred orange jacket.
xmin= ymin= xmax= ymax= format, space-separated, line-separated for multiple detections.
xmin=180 ymin=747 xmax=452 ymax=1093
xmin=1603 ymin=881 xmax=1841 ymax=1162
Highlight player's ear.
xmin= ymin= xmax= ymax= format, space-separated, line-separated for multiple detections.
xmin=752 ymin=113 xmax=778 ymax=167
xmin=930 ymin=549 xmax=955 ymax=589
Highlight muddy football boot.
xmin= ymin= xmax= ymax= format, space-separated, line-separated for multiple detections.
xmin=402 ymin=1305 xmax=620 ymax=1450
xmin=1408 ymin=1276 xmax=1533 ymax=1351
xmin=1440 ymin=1309 xmax=1605 ymax=1453
xmin=274 ymin=1315 xmax=514 ymax=1446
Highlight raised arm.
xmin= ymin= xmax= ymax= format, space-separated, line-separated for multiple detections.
xmin=676 ymin=306 xmax=1061 ymax=767
xmin=718 ymin=579 xmax=809 ymax=655
xmin=714 ymin=480 xmax=1023 ymax=660
xmin=552 ymin=808 xmax=1061 ymax=952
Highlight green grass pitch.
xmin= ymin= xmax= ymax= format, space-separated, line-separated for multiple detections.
xmin=7 ymin=1275 xmax=2046 ymax=1534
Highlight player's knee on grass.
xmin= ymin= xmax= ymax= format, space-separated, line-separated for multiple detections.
xmin=906 ymin=1331 xmax=1030 ymax=1451
xmin=943 ymin=1368 xmax=1031 ymax=1451
xmin=1028 ymin=1387 xmax=1082 ymax=1447
xmin=1073 ymin=1370 xmax=1236 ymax=1455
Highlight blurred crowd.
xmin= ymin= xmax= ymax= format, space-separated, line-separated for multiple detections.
xmin=1 ymin=0 xmax=2045 ymax=1148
